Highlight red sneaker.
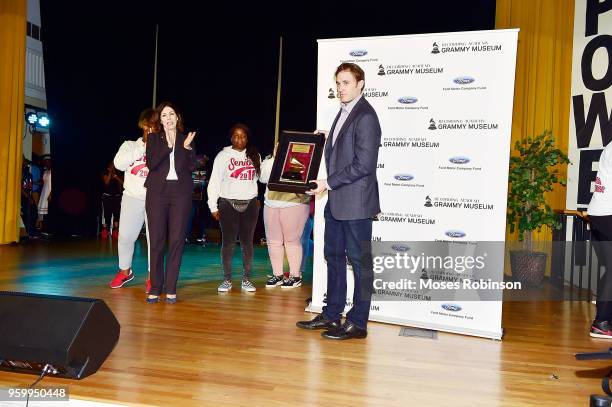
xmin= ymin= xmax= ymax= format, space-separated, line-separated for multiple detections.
xmin=101 ymin=228 xmax=108 ymax=239
xmin=145 ymin=277 xmax=151 ymax=294
xmin=590 ymin=320 xmax=612 ymax=339
xmin=109 ymin=270 xmax=134 ymax=289
xmin=112 ymin=228 xmax=119 ymax=239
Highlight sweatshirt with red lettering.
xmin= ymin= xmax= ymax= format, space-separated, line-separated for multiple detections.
xmin=207 ymin=146 xmax=260 ymax=212
xmin=113 ymin=137 xmax=148 ymax=200
xmin=588 ymin=142 xmax=612 ymax=216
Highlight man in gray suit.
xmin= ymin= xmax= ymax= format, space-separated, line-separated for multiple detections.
xmin=297 ymin=63 xmax=381 ymax=340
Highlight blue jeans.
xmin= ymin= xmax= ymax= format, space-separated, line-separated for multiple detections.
xmin=322 ymin=203 xmax=373 ymax=329
xmin=299 ymin=215 xmax=314 ymax=275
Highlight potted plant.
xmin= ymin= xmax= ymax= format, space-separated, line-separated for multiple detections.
xmin=507 ymin=130 xmax=570 ymax=285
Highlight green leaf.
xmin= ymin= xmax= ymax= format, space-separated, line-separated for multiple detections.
xmin=506 ymin=130 xmax=570 ymax=241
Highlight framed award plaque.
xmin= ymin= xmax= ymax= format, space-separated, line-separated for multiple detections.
xmin=267 ymin=130 xmax=326 ymax=193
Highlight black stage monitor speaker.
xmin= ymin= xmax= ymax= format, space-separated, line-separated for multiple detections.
xmin=0 ymin=291 xmax=120 ymax=379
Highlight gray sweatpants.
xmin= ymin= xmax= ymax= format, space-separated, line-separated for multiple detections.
xmin=118 ymin=194 xmax=150 ymax=272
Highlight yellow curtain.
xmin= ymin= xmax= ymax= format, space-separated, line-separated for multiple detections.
xmin=0 ymin=0 xmax=27 ymax=244
xmin=496 ymin=0 xmax=575 ymax=241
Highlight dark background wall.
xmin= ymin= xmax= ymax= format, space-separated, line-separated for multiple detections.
xmin=40 ymin=0 xmax=496 ymax=236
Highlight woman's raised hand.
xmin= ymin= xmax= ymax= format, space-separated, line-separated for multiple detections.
xmin=184 ymin=132 xmax=196 ymax=150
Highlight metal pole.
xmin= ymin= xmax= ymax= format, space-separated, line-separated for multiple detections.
xmin=152 ymin=24 xmax=159 ymax=108
xmin=570 ymin=216 xmax=576 ymax=300
xmin=274 ymin=36 xmax=283 ymax=145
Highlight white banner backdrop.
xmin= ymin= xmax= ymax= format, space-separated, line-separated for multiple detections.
xmin=566 ymin=0 xmax=612 ymax=210
xmin=308 ymin=29 xmax=519 ymax=339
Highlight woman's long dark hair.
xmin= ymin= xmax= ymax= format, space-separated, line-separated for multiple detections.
xmin=155 ymin=101 xmax=185 ymax=133
xmin=229 ymin=123 xmax=260 ymax=176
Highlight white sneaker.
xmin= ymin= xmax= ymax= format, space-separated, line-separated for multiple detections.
xmin=241 ymin=279 xmax=256 ymax=292
xmin=218 ymin=280 xmax=232 ymax=292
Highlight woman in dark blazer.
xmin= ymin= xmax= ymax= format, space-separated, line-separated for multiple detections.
xmin=144 ymin=101 xmax=196 ymax=303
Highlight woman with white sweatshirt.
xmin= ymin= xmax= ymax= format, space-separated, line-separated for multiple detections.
xmin=587 ymin=141 xmax=612 ymax=338
xmin=208 ymin=123 xmax=260 ymax=293
xmin=259 ymin=147 xmax=310 ymax=288
xmin=108 ymin=109 xmax=157 ymax=292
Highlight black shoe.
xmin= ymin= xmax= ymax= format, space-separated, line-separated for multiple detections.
xmin=265 ymin=275 xmax=284 ymax=288
xmin=281 ymin=276 xmax=302 ymax=288
xmin=296 ymin=314 xmax=341 ymax=330
xmin=322 ymin=321 xmax=367 ymax=340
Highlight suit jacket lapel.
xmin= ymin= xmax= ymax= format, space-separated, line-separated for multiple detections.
xmin=325 ymin=110 xmax=342 ymax=169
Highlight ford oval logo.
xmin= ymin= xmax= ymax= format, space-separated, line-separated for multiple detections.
xmin=449 ymin=156 xmax=470 ymax=164
xmin=394 ymin=174 xmax=414 ymax=181
xmin=349 ymin=49 xmax=368 ymax=57
xmin=445 ymin=230 xmax=466 ymax=238
xmin=442 ymin=304 xmax=462 ymax=312
xmin=398 ymin=96 xmax=418 ymax=104
xmin=391 ymin=244 xmax=410 ymax=252
xmin=453 ymin=76 xmax=475 ymax=85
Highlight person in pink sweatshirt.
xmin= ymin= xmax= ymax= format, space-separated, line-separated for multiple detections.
xmin=259 ymin=145 xmax=310 ymax=288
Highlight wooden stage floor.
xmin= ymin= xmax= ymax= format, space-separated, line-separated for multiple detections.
xmin=0 ymin=239 xmax=610 ymax=406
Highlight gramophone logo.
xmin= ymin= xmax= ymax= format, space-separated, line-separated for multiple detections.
xmin=281 ymin=156 xmax=307 ymax=181
xmin=327 ymin=88 xmax=336 ymax=99
xmin=424 ymin=195 xmax=433 ymax=207
xmin=428 ymin=118 xmax=437 ymax=130
xmin=377 ymin=64 xmax=386 ymax=76
xmin=431 ymin=42 xmax=440 ymax=54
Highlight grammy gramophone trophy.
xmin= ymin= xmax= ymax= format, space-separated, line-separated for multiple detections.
xmin=268 ymin=130 xmax=326 ymax=193
xmin=281 ymin=156 xmax=308 ymax=182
